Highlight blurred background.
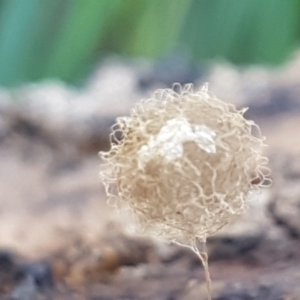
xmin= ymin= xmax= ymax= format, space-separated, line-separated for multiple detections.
xmin=0 ymin=0 xmax=300 ymax=299
xmin=0 ymin=0 xmax=299 ymax=87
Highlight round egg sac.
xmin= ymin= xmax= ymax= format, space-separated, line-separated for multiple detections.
xmin=99 ymin=84 xmax=271 ymax=244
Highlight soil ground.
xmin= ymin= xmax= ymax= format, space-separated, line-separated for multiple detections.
xmin=0 ymin=61 xmax=300 ymax=299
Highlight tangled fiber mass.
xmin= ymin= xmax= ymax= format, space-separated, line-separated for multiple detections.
xmin=100 ymin=84 xmax=271 ymax=246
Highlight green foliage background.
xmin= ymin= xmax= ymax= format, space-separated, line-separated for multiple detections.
xmin=0 ymin=0 xmax=299 ymax=87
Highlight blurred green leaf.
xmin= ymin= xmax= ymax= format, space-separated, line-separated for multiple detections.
xmin=43 ymin=0 xmax=122 ymax=82
xmin=252 ymin=0 xmax=298 ymax=64
xmin=99 ymin=0 xmax=146 ymax=56
xmin=0 ymin=0 xmax=48 ymax=86
xmin=128 ymin=0 xmax=192 ymax=57
xmin=181 ymin=0 xmax=300 ymax=64
xmin=21 ymin=1 xmax=69 ymax=82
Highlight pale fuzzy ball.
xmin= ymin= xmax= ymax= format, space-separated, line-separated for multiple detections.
xmin=99 ymin=84 xmax=271 ymax=245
